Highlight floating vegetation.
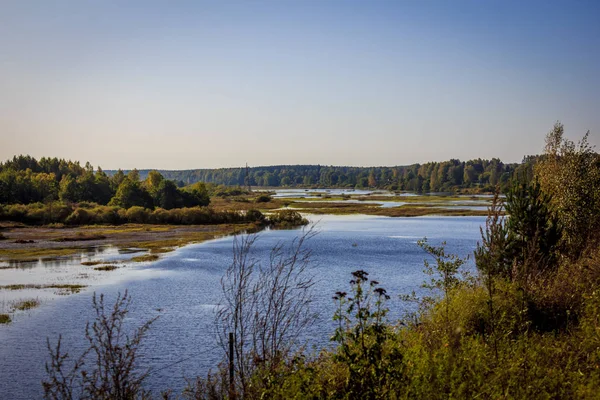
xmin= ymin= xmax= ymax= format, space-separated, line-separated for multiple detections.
xmin=81 ymin=260 xmax=118 ymax=266
xmin=119 ymin=248 xmax=146 ymax=254
xmin=0 ymin=284 xmax=86 ymax=294
xmin=93 ymin=265 xmax=119 ymax=271
xmin=131 ymin=254 xmax=159 ymax=263
xmin=12 ymin=298 xmax=41 ymax=311
xmin=0 ymin=314 xmax=10 ymax=324
xmin=0 ymin=247 xmax=79 ymax=261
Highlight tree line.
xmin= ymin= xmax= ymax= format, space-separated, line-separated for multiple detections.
xmin=121 ymin=157 xmax=538 ymax=193
xmin=0 ymin=156 xmax=209 ymax=209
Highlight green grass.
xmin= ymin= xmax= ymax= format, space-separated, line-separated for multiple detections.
xmin=0 ymin=314 xmax=10 ymax=324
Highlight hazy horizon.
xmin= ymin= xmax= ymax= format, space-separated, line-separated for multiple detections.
xmin=1 ymin=1 xmax=599 ymax=170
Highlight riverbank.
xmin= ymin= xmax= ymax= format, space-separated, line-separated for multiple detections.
xmin=0 ymin=222 xmax=258 ymax=263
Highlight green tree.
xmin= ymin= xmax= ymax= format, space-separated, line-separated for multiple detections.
xmin=535 ymin=122 xmax=600 ymax=258
xmin=145 ymin=170 xmax=164 ymax=195
xmin=154 ymin=180 xmax=179 ymax=209
xmin=58 ymin=175 xmax=80 ymax=203
xmin=93 ymin=168 xmax=114 ymax=205
xmin=184 ymin=182 xmax=210 ymax=207
xmin=505 ymin=179 xmax=561 ymax=276
xmin=108 ymin=179 xmax=153 ymax=209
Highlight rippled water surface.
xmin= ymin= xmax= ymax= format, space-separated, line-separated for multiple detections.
xmin=0 ymin=214 xmax=484 ymax=398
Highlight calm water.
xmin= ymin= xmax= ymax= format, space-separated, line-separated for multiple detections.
xmin=0 ymin=214 xmax=484 ymax=398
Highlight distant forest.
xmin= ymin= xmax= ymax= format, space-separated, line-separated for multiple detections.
xmin=112 ymin=157 xmax=539 ymax=193
xmin=0 ymin=155 xmax=541 ymax=207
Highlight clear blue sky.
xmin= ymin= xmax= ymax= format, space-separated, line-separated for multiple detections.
xmin=1 ymin=0 xmax=598 ymax=169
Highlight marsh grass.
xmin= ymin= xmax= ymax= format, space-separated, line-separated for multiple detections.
xmin=0 ymin=284 xmax=86 ymax=293
xmin=0 ymin=313 xmax=10 ymax=324
xmin=130 ymin=254 xmax=159 ymax=263
xmin=52 ymin=234 xmax=107 ymax=242
xmin=12 ymin=298 xmax=41 ymax=311
xmin=0 ymin=223 xmax=258 ymax=263
xmin=289 ymin=202 xmax=490 ymax=217
xmin=81 ymin=260 xmax=118 ymax=266
xmin=93 ymin=265 xmax=119 ymax=271
xmin=0 ymin=248 xmax=79 ymax=261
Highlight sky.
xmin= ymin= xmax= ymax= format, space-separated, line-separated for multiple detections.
xmin=0 ymin=0 xmax=599 ymax=170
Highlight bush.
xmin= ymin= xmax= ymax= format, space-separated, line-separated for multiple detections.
xmin=43 ymin=292 xmax=157 ymax=399
xmin=90 ymin=206 xmax=122 ymax=225
xmin=254 ymin=194 xmax=271 ymax=203
xmin=125 ymin=206 xmax=150 ymax=224
xmin=268 ymin=210 xmax=308 ymax=227
xmin=65 ymin=208 xmax=92 ymax=225
xmin=246 ymin=209 xmax=265 ymax=222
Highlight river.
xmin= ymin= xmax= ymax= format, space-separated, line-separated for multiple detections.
xmin=0 ymin=214 xmax=485 ymax=398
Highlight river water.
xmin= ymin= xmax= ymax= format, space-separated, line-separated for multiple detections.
xmin=0 ymin=214 xmax=484 ymax=398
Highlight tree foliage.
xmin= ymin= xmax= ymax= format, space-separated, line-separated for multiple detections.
xmin=535 ymin=122 xmax=600 ymax=258
xmin=0 ymin=156 xmax=211 ymax=210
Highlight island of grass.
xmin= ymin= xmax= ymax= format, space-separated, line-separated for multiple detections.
xmin=93 ymin=265 xmax=119 ymax=271
xmin=12 ymin=298 xmax=41 ymax=311
xmin=0 ymin=284 xmax=86 ymax=294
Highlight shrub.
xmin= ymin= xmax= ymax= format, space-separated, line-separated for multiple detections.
xmin=332 ymin=270 xmax=404 ymax=399
xmin=43 ymin=292 xmax=157 ymax=399
xmin=268 ymin=210 xmax=308 ymax=227
xmin=65 ymin=208 xmax=92 ymax=225
xmin=254 ymin=194 xmax=271 ymax=203
xmin=246 ymin=209 xmax=265 ymax=222
xmin=125 ymin=206 xmax=150 ymax=224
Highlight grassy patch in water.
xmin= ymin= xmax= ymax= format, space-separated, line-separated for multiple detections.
xmin=130 ymin=254 xmax=160 ymax=262
xmin=291 ymin=201 xmax=491 ymax=217
xmin=0 ymin=247 xmax=79 ymax=261
xmin=13 ymin=298 xmax=41 ymax=311
xmin=127 ymin=222 xmax=259 ymax=254
xmin=0 ymin=284 xmax=86 ymax=293
xmin=81 ymin=260 xmax=118 ymax=266
xmin=93 ymin=265 xmax=119 ymax=271
xmin=0 ymin=314 xmax=10 ymax=324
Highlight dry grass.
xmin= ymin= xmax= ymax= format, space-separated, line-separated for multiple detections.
xmin=130 ymin=254 xmax=159 ymax=263
xmin=12 ymin=298 xmax=41 ymax=311
xmin=0 ymin=222 xmax=258 ymax=261
xmin=289 ymin=201 xmax=490 ymax=217
xmin=81 ymin=260 xmax=119 ymax=266
xmin=53 ymin=234 xmax=107 ymax=242
xmin=0 ymin=284 xmax=86 ymax=293
xmin=0 ymin=248 xmax=79 ymax=261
